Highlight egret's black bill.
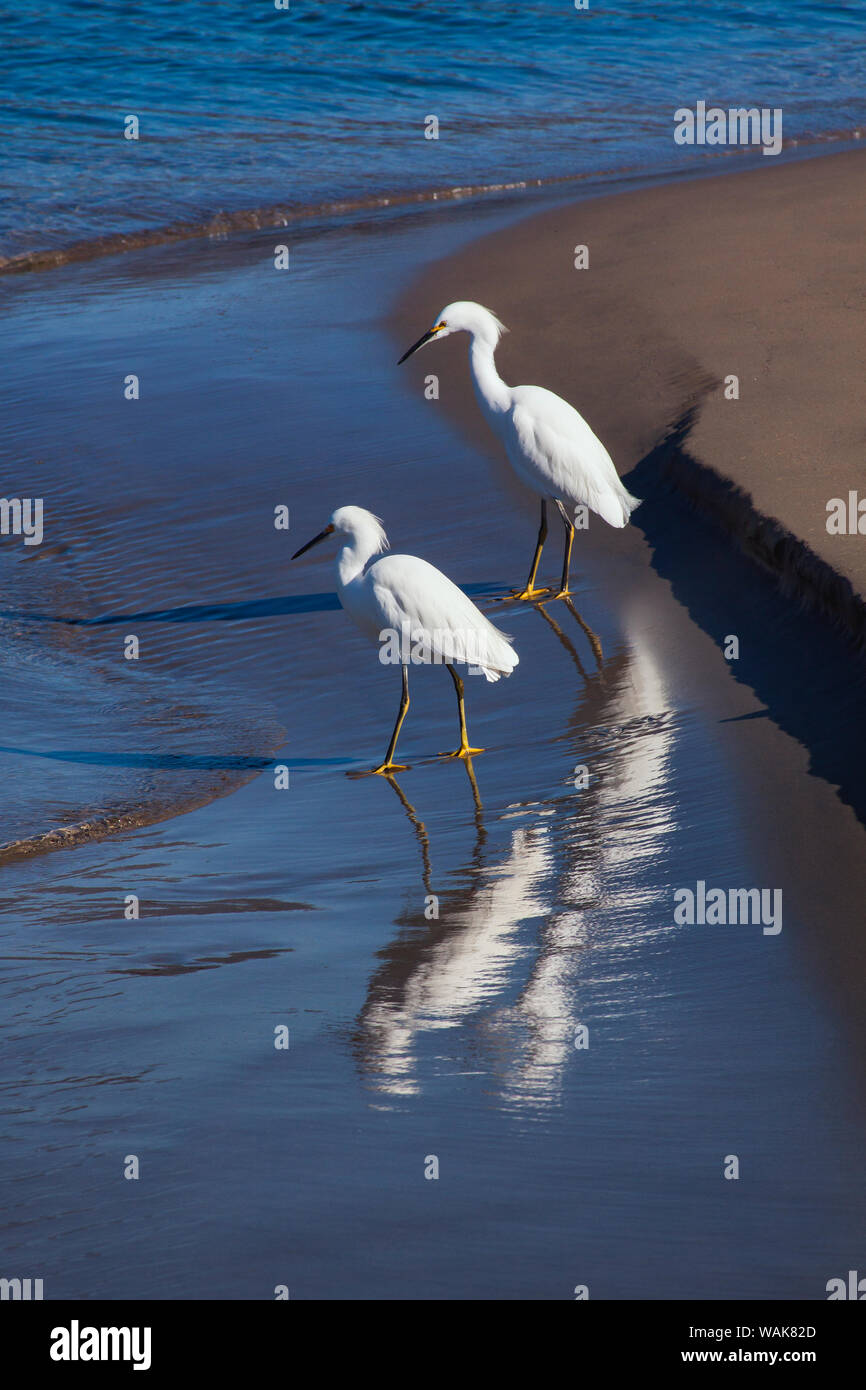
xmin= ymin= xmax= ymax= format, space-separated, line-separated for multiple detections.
xmin=292 ymin=523 xmax=335 ymax=559
xmin=397 ymin=328 xmax=436 ymax=365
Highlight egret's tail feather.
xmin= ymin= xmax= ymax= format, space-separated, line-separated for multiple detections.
xmin=621 ymin=487 xmax=642 ymax=520
xmin=596 ymin=485 xmax=641 ymax=528
xmin=475 ymin=642 xmax=519 ymax=681
xmin=479 ymin=649 xmax=519 ymax=682
xmin=435 ymin=610 xmax=519 ymax=680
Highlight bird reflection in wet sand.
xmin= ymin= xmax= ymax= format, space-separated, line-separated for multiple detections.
xmin=355 ymin=797 xmax=553 ymax=1100
xmin=534 ymin=595 xmax=604 ymax=674
xmin=353 ymin=598 xmax=675 ymax=1108
xmin=381 ymin=756 xmax=485 ymax=898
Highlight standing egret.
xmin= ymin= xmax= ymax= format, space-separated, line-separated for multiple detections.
xmin=399 ymin=300 xmax=640 ymax=601
xmin=292 ymin=506 xmax=518 ymax=775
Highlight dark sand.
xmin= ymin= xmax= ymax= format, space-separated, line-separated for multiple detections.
xmin=395 ymin=146 xmax=866 ymax=643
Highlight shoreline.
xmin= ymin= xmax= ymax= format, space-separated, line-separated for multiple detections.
xmin=3 ymin=131 xmax=862 ymax=279
xmin=634 ymin=423 xmax=866 ymax=655
xmin=394 ymin=145 xmax=866 ymax=656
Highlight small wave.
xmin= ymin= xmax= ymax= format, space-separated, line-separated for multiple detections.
xmin=0 ymin=715 xmax=286 ymax=869
xmin=0 ymin=778 xmax=255 ymax=869
xmin=0 ymin=576 xmax=287 ymax=868
xmin=2 ymin=126 xmax=861 ymax=278
xmin=0 ymin=178 xmax=556 ymax=277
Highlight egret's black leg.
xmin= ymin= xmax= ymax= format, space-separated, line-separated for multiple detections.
xmin=509 ymin=498 xmax=549 ymax=601
xmin=372 ymin=664 xmax=410 ymax=774
xmin=552 ymin=498 xmax=575 ymax=599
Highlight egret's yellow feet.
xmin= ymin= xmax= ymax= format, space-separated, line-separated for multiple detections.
xmin=506 ymin=585 xmax=550 ymax=602
xmin=371 ymin=762 xmax=409 ymax=776
xmin=440 ymin=745 xmax=484 ymax=760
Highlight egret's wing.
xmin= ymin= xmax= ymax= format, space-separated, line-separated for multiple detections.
xmin=368 ymin=555 xmax=518 ymax=678
xmin=511 ymin=386 xmax=638 ymax=527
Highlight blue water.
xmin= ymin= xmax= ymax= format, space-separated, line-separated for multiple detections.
xmin=2 ymin=0 xmax=865 ymax=259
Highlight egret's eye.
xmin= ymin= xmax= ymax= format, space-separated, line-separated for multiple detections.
xmin=435 ymin=321 xmax=447 ymax=331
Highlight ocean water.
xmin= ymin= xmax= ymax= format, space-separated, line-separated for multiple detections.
xmin=1 ymin=0 xmax=865 ymax=262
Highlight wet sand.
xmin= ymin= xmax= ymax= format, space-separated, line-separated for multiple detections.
xmin=2 ymin=163 xmax=866 ymax=1298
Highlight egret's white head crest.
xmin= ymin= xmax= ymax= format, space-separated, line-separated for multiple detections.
xmin=330 ymin=506 xmax=389 ymax=555
xmin=291 ymin=505 xmax=388 ymax=561
xmin=398 ymin=300 xmax=507 ymax=363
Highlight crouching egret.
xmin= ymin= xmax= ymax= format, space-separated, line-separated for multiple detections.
xmin=399 ymin=300 xmax=640 ymax=601
xmin=292 ymin=506 xmax=518 ymax=775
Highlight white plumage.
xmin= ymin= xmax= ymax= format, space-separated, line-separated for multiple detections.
xmin=509 ymin=386 xmax=636 ymax=528
xmin=292 ymin=505 xmax=517 ymax=774
xmin=399 ymin=300 xmax=640 ymax=598
xmin=329 ymin=507 xmax=516 ymax=680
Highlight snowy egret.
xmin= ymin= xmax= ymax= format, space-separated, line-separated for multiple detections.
xmin=292 ymin=506 xmax=518 ymax=775
xmin=399 ymin=300 xmax=640 ymax=601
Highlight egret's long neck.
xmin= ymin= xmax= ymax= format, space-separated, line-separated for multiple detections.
xmin=336 ymin=527 xmax=381 ymax=590
xmin=469 ymin=332 xmax=510 ymax=417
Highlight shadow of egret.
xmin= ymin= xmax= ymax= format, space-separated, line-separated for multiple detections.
xmin=0 ymin=744 xmax=343 ymax=772
xmin=626 ymin=409 xmax=866 ymax=830
xmin=0 ymin=582 xmax=505 ymax=629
